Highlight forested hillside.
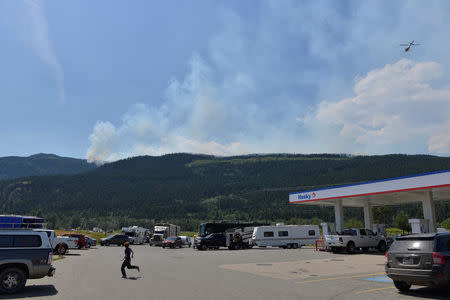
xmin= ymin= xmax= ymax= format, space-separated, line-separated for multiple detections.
xmin=0 ymin=153 xmax=95 ymax=180
xmin=1 ymin=153 xmax=449 ymax=231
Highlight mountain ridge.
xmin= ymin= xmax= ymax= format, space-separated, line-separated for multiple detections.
xmin=0 ymin=153 xmax=96 ymax=180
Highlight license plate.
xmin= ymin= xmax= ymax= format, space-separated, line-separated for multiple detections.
xmin=403 ymin=257 xmax=414 ymax=265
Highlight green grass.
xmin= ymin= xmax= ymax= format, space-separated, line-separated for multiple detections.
xmin=386 ymin=227 xmax=409 ymax=236
xmin=53 ymin=255 xmax=65 ymax=261
xmin=180 ymin=231 xmax=197 ymax=237
xmin=55 ymin=230 xmax=109 ymax=240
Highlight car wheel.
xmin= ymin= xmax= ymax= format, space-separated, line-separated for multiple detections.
xmin=85 ymin=243 xmax=91 ymax=249
xmin=292 ymin=243 xmax=299 ymax=249
xmin=378 ymin=241 xmax=387 ymax=253
xmin=162 ymin=245 xmax=165 ymax=248
xmin=0 ymin=267 xmax=27 ymax=294
xmin=346 ymin=242 xmax=355 ymax=254
xmin=234 ymin=243 xmax=241 ymax=250
xmin=198 ymin=244 xmax=207 ymax=251
xmin=286 ymin=244 xmax=292 ymax=249
xmin=362 ymin=247 xmax=369 ymax=253
xmin=393 ymin=281 xmax=411 ymax=292
xmin=106 ymin=241 xmax=110 ymax=246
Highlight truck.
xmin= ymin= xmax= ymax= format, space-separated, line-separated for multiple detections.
xmin=35 ymin=229 xmax=79 ymax=255
xmin=0 ymin=229 xmax=55 ymax=294
xmin=194 ymin=222 xmax=267 ymax=249
xmin=121 ymin=226 xmax=148 ymax=244
xmin=149 ymin=223 xmax=180 ymax=246
xmin=251 ymin=224 xmax=320 ymax=249
xmin=325 ymin=228 xmax=387 ymax=254
xmin=225 ymin=225 xmax=259 ymax=250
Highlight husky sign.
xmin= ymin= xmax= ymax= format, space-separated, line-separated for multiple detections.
xmin=295 ymin=192 xmax=316 ymax=201
xmin=289 ymin=169 xmax=450 ymax=204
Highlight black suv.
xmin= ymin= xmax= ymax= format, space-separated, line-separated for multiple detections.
xmin=385 ymin=232 xmax=450 ymax=292
xmin=196 ymin=232 xmax=226 ymax=250
xmin=0 ymin=230 xmax=55 ymax=294
xmin=100 ymin=234 xmax=129 ymax=246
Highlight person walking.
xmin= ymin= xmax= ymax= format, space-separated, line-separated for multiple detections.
xmin=121 ymin=242 xmax=140 ymax=278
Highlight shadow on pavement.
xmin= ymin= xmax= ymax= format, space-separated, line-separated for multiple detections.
xmin=64 ymin=253 xmax=81 ymax=256
xmin=0 ymin=285 xmax=58 ymax=299
xmin=125 ymin=276 xmax=142 ymax=280
xmin=399 ymin=286 xmax=450 ymax=299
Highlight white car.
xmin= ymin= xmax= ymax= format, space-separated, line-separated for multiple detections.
xmin=35 ymin=229 xmax=78 ymax=255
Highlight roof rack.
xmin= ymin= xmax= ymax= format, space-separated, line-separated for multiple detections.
xmin=0 ymin=222 xmax=47 ymax=229
xmin=0 ymin=228 xmax=35 ymax=231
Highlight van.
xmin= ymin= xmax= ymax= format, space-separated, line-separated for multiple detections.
xmin=179 ymin=236 xmax=192 ymax=247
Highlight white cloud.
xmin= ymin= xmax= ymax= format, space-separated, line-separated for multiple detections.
xmin=85 ymin=1 xmax=450 ymax=163
xmin=312 ymin=59 xmax=450 ymax=154
xmin=25 ymin=0 xmax=65 ymax=103
xmin=428 ymin=128 xmax=450 ymax=154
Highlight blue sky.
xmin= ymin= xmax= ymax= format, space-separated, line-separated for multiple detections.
xmin=1 ymin=1 xmax=449 ymax=162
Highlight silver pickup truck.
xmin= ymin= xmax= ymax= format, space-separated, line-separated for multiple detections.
xmin=0 ymin=229 xmax=55 ymax=294
xmin=326 ymin=228 xmax=387 ymax=254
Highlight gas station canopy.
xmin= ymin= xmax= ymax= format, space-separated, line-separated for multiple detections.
xmin=289 ymin=169 xmax=450 ymax=233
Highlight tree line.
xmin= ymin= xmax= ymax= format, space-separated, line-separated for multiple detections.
xmin=1 ymin=153 xmax=449 ymax=231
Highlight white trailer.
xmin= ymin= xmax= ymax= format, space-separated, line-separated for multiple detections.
xmin=121 ymin=226 xmax=148 ymax=244
xmin=251 ymin=224 xmax=320 ymax=249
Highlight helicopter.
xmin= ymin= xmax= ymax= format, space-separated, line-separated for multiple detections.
xmin=400 ymin=41 xmax=420 ymax=52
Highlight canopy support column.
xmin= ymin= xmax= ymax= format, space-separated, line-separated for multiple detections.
xmin=363 ymin=201 xmax=372 ymax=230
xmin=334 ymin=199 xmax=344 ymax=233
xmin=422 ymin=191 xmax=436 ymax=233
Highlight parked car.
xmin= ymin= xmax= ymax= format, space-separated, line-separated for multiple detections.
xmin=34 ymin=229 xmax=78 ymax=255
xmin=326 ymin=228 xmax=387 ymax=254
xmin=0 ymin=229 xmax=55 ymax=294
xmin=162 ymin=236 xmax=183 ymax=248
xmin=385 ymin=232 xmax=450 ymax=292
xmin=86 ymin=236 xmax=97 ymax=247
xmin=100 ymin=234 xmax=129 ymax=246
xmin=179 ymin=236 xmax=192 ymax=247
xmin=62 ymin=233 xmax=88 ymax=249
xmin=196 ymin=232 xmax=226 ymax=250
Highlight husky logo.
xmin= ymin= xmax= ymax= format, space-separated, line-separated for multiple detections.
xmin=297 ymin=193 xmax=312 ymax=200
xmin=312 ymin=192 xmax=316 ymax=198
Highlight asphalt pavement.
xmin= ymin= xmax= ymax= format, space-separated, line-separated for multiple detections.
xmin=2 ymin=245 xmax=449 ymax=300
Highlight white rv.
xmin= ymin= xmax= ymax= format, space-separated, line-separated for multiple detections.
xmin=121 ymin=226 xmax=148 ymax=244
xmin=251 ymin=224 xmax=320 ymax=249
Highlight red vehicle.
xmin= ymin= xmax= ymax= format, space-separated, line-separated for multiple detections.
xmin=162 ymin=236 xmax=182 ymax=248
xmin=62 ymin=233 xmax=88 ymax=249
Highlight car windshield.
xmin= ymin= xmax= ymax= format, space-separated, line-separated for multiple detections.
xmin=166 ymin=237 xmax=176 ymax=241
xmin=342 ymin=229 xmax=357 ymax=236
xmin=105 ymin=234 xmax=115 ymax=239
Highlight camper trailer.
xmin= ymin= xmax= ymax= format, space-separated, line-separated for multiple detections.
xmin=251 ymin=224 xmax=320 ymax=249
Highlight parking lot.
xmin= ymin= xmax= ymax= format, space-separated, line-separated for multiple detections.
xmin=3 ymin=246 xmax=449 ymax=300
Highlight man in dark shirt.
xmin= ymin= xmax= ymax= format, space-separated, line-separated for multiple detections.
xmin=121 ymin=242 xmax=140 ymax=278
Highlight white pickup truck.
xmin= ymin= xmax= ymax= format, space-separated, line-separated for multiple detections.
xmin=35 ymin=230 xmax=78 ymax=255
xmin=325 ymin=228 xmax=387 ymax=254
